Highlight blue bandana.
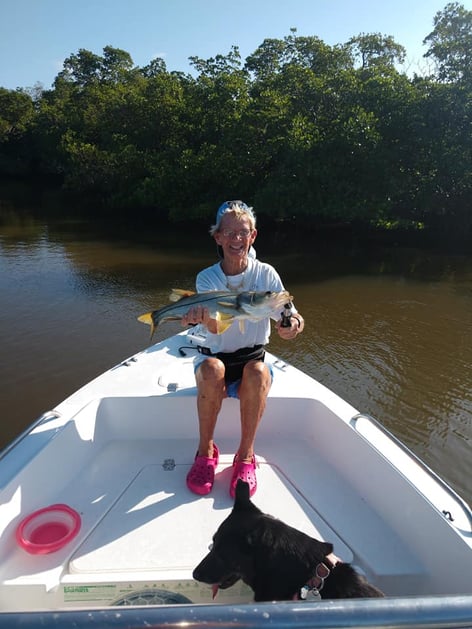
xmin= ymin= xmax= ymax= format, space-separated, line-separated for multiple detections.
xmin=216 ymin=200 xmax=255 ymax=228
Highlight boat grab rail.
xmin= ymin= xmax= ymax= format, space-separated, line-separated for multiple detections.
xmin=1 ymin=594 xmax=472 ymax=629
xmin=350 ymin=413 xmax=472 ymax=527
xmin=0 ymin=410 xmax=61 ymax=463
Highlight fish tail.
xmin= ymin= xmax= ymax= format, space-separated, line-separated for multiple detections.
xmin=137 ymin=312 xmax=156 ymax=339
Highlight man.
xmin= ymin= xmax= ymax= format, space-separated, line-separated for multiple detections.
xmin=182 ymin=200 xmax=304 ymax=497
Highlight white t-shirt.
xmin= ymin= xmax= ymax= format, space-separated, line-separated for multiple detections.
xmin=195 ymin=257 xmax=290 ymax=353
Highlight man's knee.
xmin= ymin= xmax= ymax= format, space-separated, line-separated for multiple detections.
xmin=197 ymin=357 xmax=225 ymax=383
xmin=243 ymin=360 xmax=271 ymax=384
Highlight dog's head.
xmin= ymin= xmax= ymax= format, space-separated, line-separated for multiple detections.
xmin=193 ymin=479 xmax=333 ymax=601
xmin=194 ymin=481 xmax=384 ymax=602
xmin=192 ymin=480 xmax=262 ymax=597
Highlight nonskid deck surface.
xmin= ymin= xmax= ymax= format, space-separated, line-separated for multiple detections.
xmin=69 ymin=455 xmax=353 ymax=576
xmin=61 ymin=436 xmax=414 ymax=586
xmin=0 ymin=439 xmax=358 ymax=609
xmin=62 ymin=441 xmax=357 ymax=607
xmin=0 ymin=427 xmax=424 ymax=610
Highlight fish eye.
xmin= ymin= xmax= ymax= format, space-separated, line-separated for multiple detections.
xmin=208 ymin=542 xmax=214 ymax=550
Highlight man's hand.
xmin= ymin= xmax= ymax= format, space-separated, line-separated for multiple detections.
xmin=181 ymin=306 xmax=217 ymax=333
xmin=275 ymin=314 xmax=304 ymax=339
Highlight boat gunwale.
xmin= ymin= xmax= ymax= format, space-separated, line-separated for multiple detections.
xmin=1 ymin=594 xmax=472 ymax=628
xmin=350 ymin=413 xmax=472 ymax=530
xmin=0 ymin=411 xmax=61 ymax=464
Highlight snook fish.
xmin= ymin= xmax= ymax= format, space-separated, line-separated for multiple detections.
xmin=138 ymin=288 xmax=292 ymax=339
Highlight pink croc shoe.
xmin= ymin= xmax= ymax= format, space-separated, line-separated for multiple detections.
xmin=229 ymin=454 xmax=257 ymax=498
xmin=186 ymin=444 xmax=219 ymax=495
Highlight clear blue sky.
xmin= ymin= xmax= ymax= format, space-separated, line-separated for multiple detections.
xmin=0 ymin=0 xmax=470 ymax=90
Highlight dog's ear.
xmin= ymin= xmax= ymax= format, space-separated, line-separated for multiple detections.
xmin=235 ymin=478 xmax=250 ymax=502
xmin=233 ymin=480 xmax=262 ymax=516
xmin=235 ymin=479 xmax=250 ymax=503
xmin=233 ymin=479 xmax=258 ymax=509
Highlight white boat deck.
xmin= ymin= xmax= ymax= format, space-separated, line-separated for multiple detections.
xmin=0 ymin=331 xmax=471 ymax=611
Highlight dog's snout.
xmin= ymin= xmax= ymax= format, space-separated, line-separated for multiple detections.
xmin=192 ymin=557 xmax=206 ymax=581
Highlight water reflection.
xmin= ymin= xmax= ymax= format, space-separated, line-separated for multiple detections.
xmin=0 ymin=209 xmax=471 ymax=505
xmin=278 ymin=277 xmax=472 ymax=501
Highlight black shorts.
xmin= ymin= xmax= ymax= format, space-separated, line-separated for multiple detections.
xmin=215 ymin=345 xmax=266 ymax=383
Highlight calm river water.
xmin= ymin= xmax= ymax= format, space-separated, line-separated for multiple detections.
xmin=1 ymin=207 xmax=471 ymax=505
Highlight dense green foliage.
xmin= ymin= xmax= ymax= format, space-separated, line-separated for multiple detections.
xmin=1 ymin=3 xmax=471 ymax=241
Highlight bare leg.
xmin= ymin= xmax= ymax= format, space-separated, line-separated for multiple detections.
xmin=235 ymin=361 xmax=271 ymax=461
xmin=186 ymin=358 xmax=227 ymax=495
xmin=195 ymin=357 xmax=226 ymax=457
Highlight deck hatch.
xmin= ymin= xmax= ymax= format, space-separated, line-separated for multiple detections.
xmin=69 ymin=462 xmax=352 ymax=574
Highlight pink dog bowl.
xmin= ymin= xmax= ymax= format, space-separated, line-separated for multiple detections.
xmin=16 ymin=504 xmax=81 ymax=554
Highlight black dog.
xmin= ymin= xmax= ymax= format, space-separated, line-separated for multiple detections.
xmin=193 ymin=480 xmax=384 ymax=602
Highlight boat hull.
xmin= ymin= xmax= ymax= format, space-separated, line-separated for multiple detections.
xmin=0 ymin=330 xmax=471 ymax=613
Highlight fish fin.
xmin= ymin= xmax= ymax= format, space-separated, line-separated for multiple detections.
xmin=169 ymin=288 xmax=196 ymax=302
xmin=215 ymin=312 xmax=234 ymax=334
xmin=216 ymin=299 xmax=238 ymax=307
xmin=238 ymin=320 xmax=246 ymax=333
xmin=137 ymin=312 xmax=156 ymax=339
xmin=216 ymin=321 xmax=233 ymax=334
xmin=218 ymin=312 xmax=234 ymax=321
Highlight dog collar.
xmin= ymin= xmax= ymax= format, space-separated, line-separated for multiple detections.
xmin=297 ymin=553 xmax=341 ymax=600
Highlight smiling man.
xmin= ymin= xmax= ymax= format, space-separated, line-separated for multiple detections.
xmin=181 ymin=200 xmax=305 ymax=498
